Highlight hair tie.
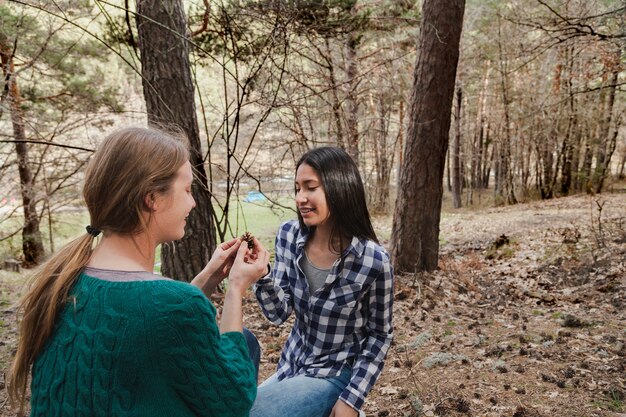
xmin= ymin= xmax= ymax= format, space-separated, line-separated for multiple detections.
xmin=86 ymin=225 xmax=101 ymax=237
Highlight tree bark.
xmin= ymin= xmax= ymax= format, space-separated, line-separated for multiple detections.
xmin=541 ymin=130 xmax=555 ymax=199
xmin=446 ymin=146 xmax=452 ymax=192
xmin=325 ymin=39 xmax=345 ymax=149
xmin=1 ymin=39 xmax=45 ymax=266
xmin=452 ymin=86 xmax=462 ymax=209
xmin=397 ymin=99 xmax=404 ymax=168
xmin=580 ymin=132 xmax=594 ymax=193
xmin=474 ymin=119 xmax=484 ymax=190
xmin=618 ymin=152 xmax=626 ymax=179
xmin=482 ymin=122 xmax=492 ymax=188
xmin=560 ymin=46 xmax=576 ymax=196
xmin=345 ymin=32 xmax=360 ymax=165
xmin=391 ymin=0 xmax=465 ymax=273
xmin=372 ymin=92 xmax=393 ymax=213
xmin=593 ymin=69 xmax=619 ymax=193
xmin=473 ymin=62 xmax=490 ymax=190
xmin=496 ymin=20 xmax=517 ymax=205
xmin=136 ymin=0 xmax=216 ymax=280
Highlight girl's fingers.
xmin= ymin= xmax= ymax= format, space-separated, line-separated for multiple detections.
xmin=264 ymin=248 xmax=270 ymax=263
xmin=222 ymin=239 xmax=242 ymax=257
xmin=235 ymin=238 xmax=249 ymax=259
xmin=222 ymin=237 xmax=240 ymax=250
xmin=261 ymin=248 xmax=270 ymax=267
xmin=251 ymin=236 xmax=264 ymax=252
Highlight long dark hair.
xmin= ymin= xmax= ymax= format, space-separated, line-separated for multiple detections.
xmin=296 ymin=147 xmax=378 ymax=253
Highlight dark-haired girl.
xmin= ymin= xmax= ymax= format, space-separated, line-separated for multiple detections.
xmin=251 ymin=147 xmax=394 ymax=417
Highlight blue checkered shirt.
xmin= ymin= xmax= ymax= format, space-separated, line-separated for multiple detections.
xmin=254 ymin=220 xmax=394 ymax=411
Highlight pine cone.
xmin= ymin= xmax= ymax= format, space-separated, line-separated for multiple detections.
xmin=241 ymin=232 xmax=254 ymax=249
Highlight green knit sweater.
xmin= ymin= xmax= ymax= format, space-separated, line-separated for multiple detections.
xmin=30 ymin=272 xmax=257 ymax=417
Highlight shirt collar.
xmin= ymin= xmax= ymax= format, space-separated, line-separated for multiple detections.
xmin=296 ymin=226 xmax=366 ymax=258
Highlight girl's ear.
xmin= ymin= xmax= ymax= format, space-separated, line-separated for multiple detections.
xmin=144 ymin=193 xmax=156 ymax=211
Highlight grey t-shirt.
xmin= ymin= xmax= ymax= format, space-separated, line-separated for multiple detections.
xmin=299 ymin=252 xmax=330 ymax=295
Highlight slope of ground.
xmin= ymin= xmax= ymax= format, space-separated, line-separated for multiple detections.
xmin=0 ymin=194 xmax=624 ymax=416
xmin=247 ymin=194 xmax=626 ymax=417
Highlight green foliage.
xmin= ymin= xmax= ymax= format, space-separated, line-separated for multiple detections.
xmin=0 ymin=2 xmax=126 ymax=263
xmin=1 ymin=2 xmax=124 ymax=118
xmin=186 ymin=0 xmax=418 ymax=65
xmin=247 ymin=0 xmax=367 ymax=37
xmin=101 ymin=13 xmax=136 ymax=49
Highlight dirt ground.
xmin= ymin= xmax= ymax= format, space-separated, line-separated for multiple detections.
xmin=1 ymin=193 xmax=625 ymax=416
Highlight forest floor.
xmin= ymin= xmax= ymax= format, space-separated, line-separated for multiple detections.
xmin=0 ymin=193 xmax=625 ymax=416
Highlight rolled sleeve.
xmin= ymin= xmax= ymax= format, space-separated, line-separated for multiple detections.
xmin=254 ymin=223 xmax=295 ymax=325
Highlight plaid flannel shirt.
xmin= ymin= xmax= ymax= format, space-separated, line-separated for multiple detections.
xmin=254 ymin=220 xmax=394 ymax=411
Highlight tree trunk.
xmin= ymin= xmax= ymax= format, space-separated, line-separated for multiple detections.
xmin=0 ymin=39 xmax=45 ymax=266
xmin=482 ymin=122 xmax=492 ymax=188
xmin=561 ymin=109 xmax=577 ymax=196
xmin=446 ymin=146 xmax=452 ymax=192
xmin=325 ymin=39 xmax=345 ymax=149
xmin=496 ymin=20 xmax=517 ymax=205
xmin=593 ymin=69 xmax=619 ymax=193
xmin=136 ymin=0 xmax=216 ymax=280
xmin=373 ymin=93 xmax=391 ymax=213
xmin=397 ymin=99 xmax=404 ymax=168
xmin=580 ymin=133 xmax=594 ymax=193
xmin=541 ymin=132 xmax=555 ymax=199
xmin=473 ymin=62 xmax=491 ymax=190
xmin=560 ymin=46 xmax=576 ymax=196
xmin=494 ymin=137 xmax=502 ymax=198
xmin=572 ymin=104 xmax=587 ymax=192
xmin=452 ymin=86 xmax=462 ymax=208
xmin=475 ymin=121 xmax=484 ymax=190
xmin=345 ymin=32 xmax=360 ymax=165
xmin=391 ymin=0 xmax=465 ymax=273
xmin=618 ymin=153 xmax=626 ymax=179
xmin=521 ymin=130 xmax=532 ymax=195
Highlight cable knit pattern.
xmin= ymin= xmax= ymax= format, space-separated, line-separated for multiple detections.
xmin=30 ymin=273 xmax=256 ymax=417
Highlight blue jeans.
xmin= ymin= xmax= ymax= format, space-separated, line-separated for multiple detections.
xmin=249 ymin=366 xmax=352 ymax=417
xmin=243 ymin=328 xmax=261 ymax=381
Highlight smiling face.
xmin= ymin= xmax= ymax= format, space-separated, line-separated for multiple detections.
xmin=295 ymin=163 xmax=331 ymax=228
xmin=149 ymin=161 xmax=196 ymax=243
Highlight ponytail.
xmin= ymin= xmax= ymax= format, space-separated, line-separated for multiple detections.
xmin=8 ymin=233 xmax=96 ymax=413
xmin=7 ymin=126 xmax=189 ymax=414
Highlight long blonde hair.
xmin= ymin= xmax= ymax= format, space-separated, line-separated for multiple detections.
xmin=7 ymin=127 xmax=189 ymax=411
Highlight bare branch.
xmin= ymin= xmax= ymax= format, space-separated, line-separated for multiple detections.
xmin=191 ymin=0 xmax=211 ymax=37
xmin=0 ymin=140 xmax=94 ymax=152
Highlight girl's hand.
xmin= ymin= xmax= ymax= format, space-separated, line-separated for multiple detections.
xmin=227 ymin=237 xmax=270 ymax=297
xmin=206 ymin=238 xmax=242 ymax=280
xmin=191 ymin=238 xmax=242 ymax=296
xmin=329 ymin=400 xmax=358 ymax=417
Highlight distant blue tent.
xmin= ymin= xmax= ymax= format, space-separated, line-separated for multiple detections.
xmin=243 ymin=191 xmax=267 ymax=202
